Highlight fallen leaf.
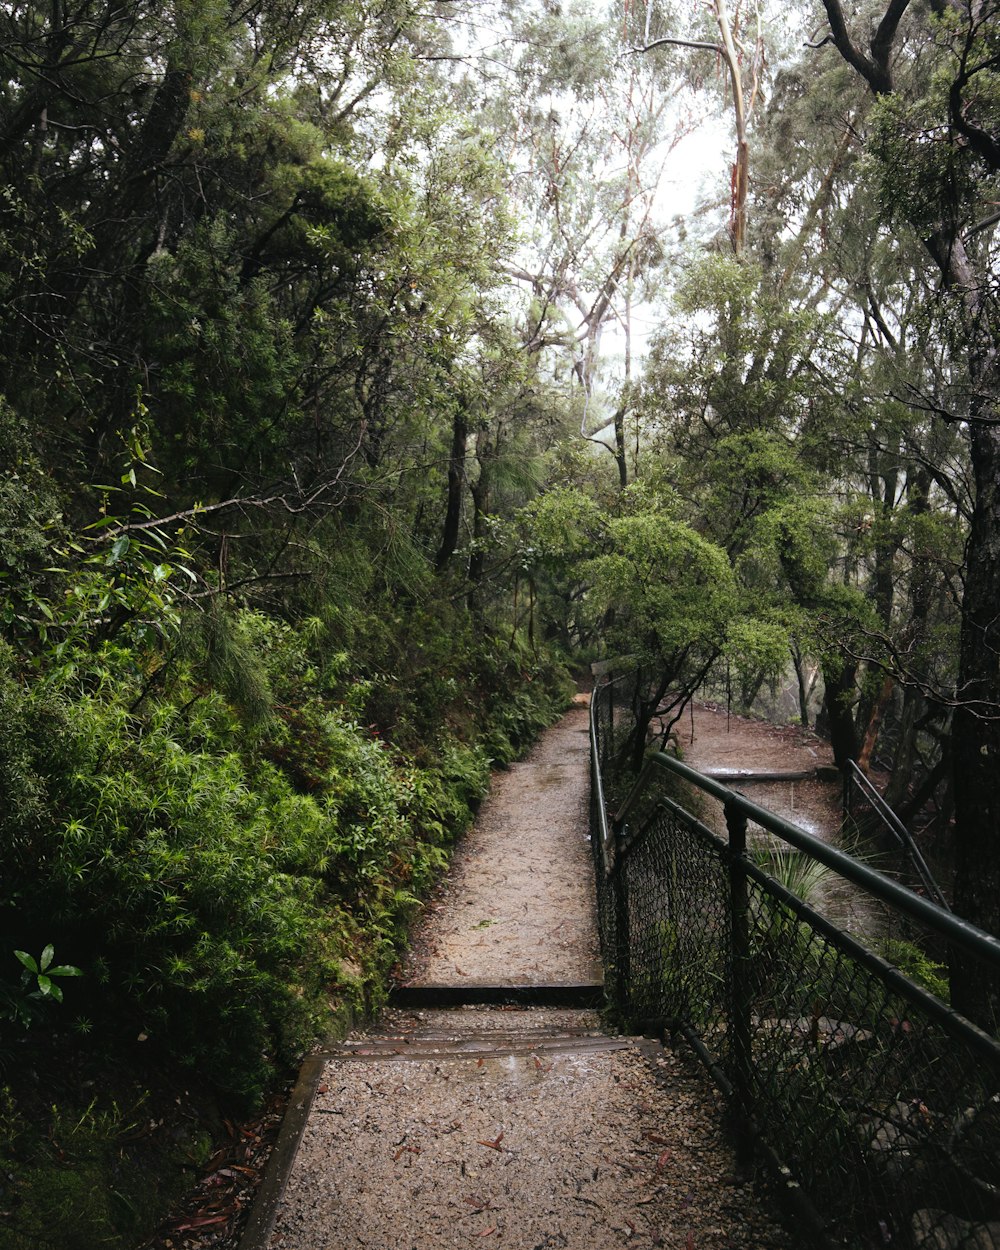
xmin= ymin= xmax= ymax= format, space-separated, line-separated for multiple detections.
xmin=317 ymin=1084 xmax=329 ymax=1094
xmin=643 ymin=1132 xmax=671 ymax=1146
xmin=477 ymin=1132 xmax=504 ymax=1151
xmin=656 ymin=1149 xmax=671 ymax=1170
xmin=474 ymin=1227 xmax=497 ymax=1237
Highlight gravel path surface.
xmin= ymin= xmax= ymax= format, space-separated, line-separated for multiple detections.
xmin=271 ymin=1009 xmax=790 ymax=1250
xmin=399 ymin=699 xmax=602 ymax=988
xmin=265 ymin=701 xmax=795 ymax=1250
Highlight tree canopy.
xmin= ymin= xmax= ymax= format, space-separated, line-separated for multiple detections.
xmin=2 ymin=0 xmax=1000 ymax=1237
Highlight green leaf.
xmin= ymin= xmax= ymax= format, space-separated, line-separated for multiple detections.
xmin=107 ymin=535 xmax=130 ymax=565
xmin=36 ymin=975 xmax=62 ymax=1000
xmin=14 ymin=950 xmax=38 ymax=974
xmin=40 ymin=944 xmax=54 ymax=971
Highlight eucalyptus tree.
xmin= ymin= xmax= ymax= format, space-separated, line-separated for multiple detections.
xmin=749 ymin=52 xmax=969 ymax=808
xmin=468 ymin=0 xmax=714 ymax=487
xmin=804 ymin=0 xmax=1000 ymax=988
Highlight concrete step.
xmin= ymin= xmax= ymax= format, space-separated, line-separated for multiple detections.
xmin=389 ymin=981 xmax=604 ymax=1010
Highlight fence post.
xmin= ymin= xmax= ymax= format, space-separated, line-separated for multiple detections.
xmin=726 ymin=800 xmax=753 ymax=1165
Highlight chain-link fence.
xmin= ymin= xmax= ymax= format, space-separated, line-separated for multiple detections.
xmin=589 ymin=678 xmax=1000 ymax=1250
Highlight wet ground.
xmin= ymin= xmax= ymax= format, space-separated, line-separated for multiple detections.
xmin=674 ymin=702 xmax=879 ymax=937
xmin=256 ymin=699 xmax=794 ymax=1250
xmin=672 ymin=700 xmax=841 ymax=842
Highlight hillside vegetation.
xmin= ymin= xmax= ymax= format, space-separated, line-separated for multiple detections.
xmin=2 ymin=0 xmax=999 ymax=1242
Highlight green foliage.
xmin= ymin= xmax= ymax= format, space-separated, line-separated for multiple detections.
xmin=0 ymin=1088 xmax=200 ymax=1250
xmin=13 ymin=946 xmax=81 ymax=1004
xmin=882 ymin=938 xmax=949 ymax=1003
xmin=1 ymin=945 xmax=81 ymax=1032
xmin=0 ymin=591 xmax=569 ymax=1108
xmin=0 ymin=401 xmax=65 ymax=589
xmin=584 ymin=497 xmax=737 ymax=668
xmin=866 ymin=91 xmax=977 ymax=236
xmin=723 ymin=617 xmax=791 ymax=690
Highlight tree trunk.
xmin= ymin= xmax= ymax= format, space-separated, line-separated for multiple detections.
xmin=791 ymin=642 xmax=813 ymax=728
xmin=613 ymin=403 xmax=628 ymax=491
xmin=435 ymin=402 xmax=468 ymax=572
xmin=884 ymin=467 xmax=934 ymax=810
xmin=856 ymin=440 xmax=898 ymax=739
xmin=466 ymin=476 xmax=489 ymax=614
xmin=950 ymin=417 xmax=1000 ymax=1021
xmin=857 ymin=675 xmax=893 ymax=774
xmin=822 ymin=660 xmax=859 ymax=771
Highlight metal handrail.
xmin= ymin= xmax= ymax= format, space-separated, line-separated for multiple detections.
xmin=616 ymin=749 xmax=1000 ymax=973
xmin=588 ymin=687 xmax=614 ymax=876
xmin=844 ymin=759 xmax=949 ymax=909
xmin=589 ymin=677 xmax=1000 ymax=1248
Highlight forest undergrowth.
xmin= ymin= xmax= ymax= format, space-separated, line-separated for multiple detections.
xmin=0 ymin=584 xmax=572 ymax=1249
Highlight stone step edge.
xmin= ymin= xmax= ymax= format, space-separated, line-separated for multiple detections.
xmin=237 ymin=983 xmax=607 ymax=1250
xmin=320 ymin=1036 xmax=632 ymax=1061
xmin=389 ymin=982 xmax=605 ymax=1009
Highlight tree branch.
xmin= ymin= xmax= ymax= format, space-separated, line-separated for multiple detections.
xmin=817 ymin=0 xmax=906 ymax=94
xmin=627 ymin=36 xmax=723 ymax=56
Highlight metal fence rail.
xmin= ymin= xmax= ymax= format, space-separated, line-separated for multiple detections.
xmin=844 ymin=759 xmax=950 ymax=911
xmin=589 ymin=678 xmax=1000 ymax=1250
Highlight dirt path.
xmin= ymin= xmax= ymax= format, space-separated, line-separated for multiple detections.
xmin=675 ymin=701 xmax=841 ymax=843
xmin=399 ymin=698 xmax=601 ymax=989
xmin=256 ymin=701 xmax=794 ymax=1250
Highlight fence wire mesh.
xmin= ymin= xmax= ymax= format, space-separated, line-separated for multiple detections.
xmin=590 ymin=678 xmax=1000 ymax=1250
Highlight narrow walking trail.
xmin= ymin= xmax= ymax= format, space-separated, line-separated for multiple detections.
xmin=253 ymin=701 xmax=792 ymax=1250
xmin=677 ymin=701 xmax=840 ymax=843
xmin=397 ymin=699 xmax=602 ymax=990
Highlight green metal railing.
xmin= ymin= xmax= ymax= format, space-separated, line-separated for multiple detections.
xmin=589 ymin=676 xmax=1000 ymax=1250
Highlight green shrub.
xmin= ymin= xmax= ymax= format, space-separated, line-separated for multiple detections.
xmin=0 ymin=596 xmax=572 ymax=1109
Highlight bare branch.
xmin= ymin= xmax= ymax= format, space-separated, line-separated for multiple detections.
xmin=817 ymin=0 xmax=906 ymax=95
xmin=627 ymin=36 xmax=723 ymax=56
xmin=963 ymin=210 xmax=1000 ymax=241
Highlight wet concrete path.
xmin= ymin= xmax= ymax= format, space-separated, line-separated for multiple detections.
xmin=246 ymin=702 xmax=792 ymax=1250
